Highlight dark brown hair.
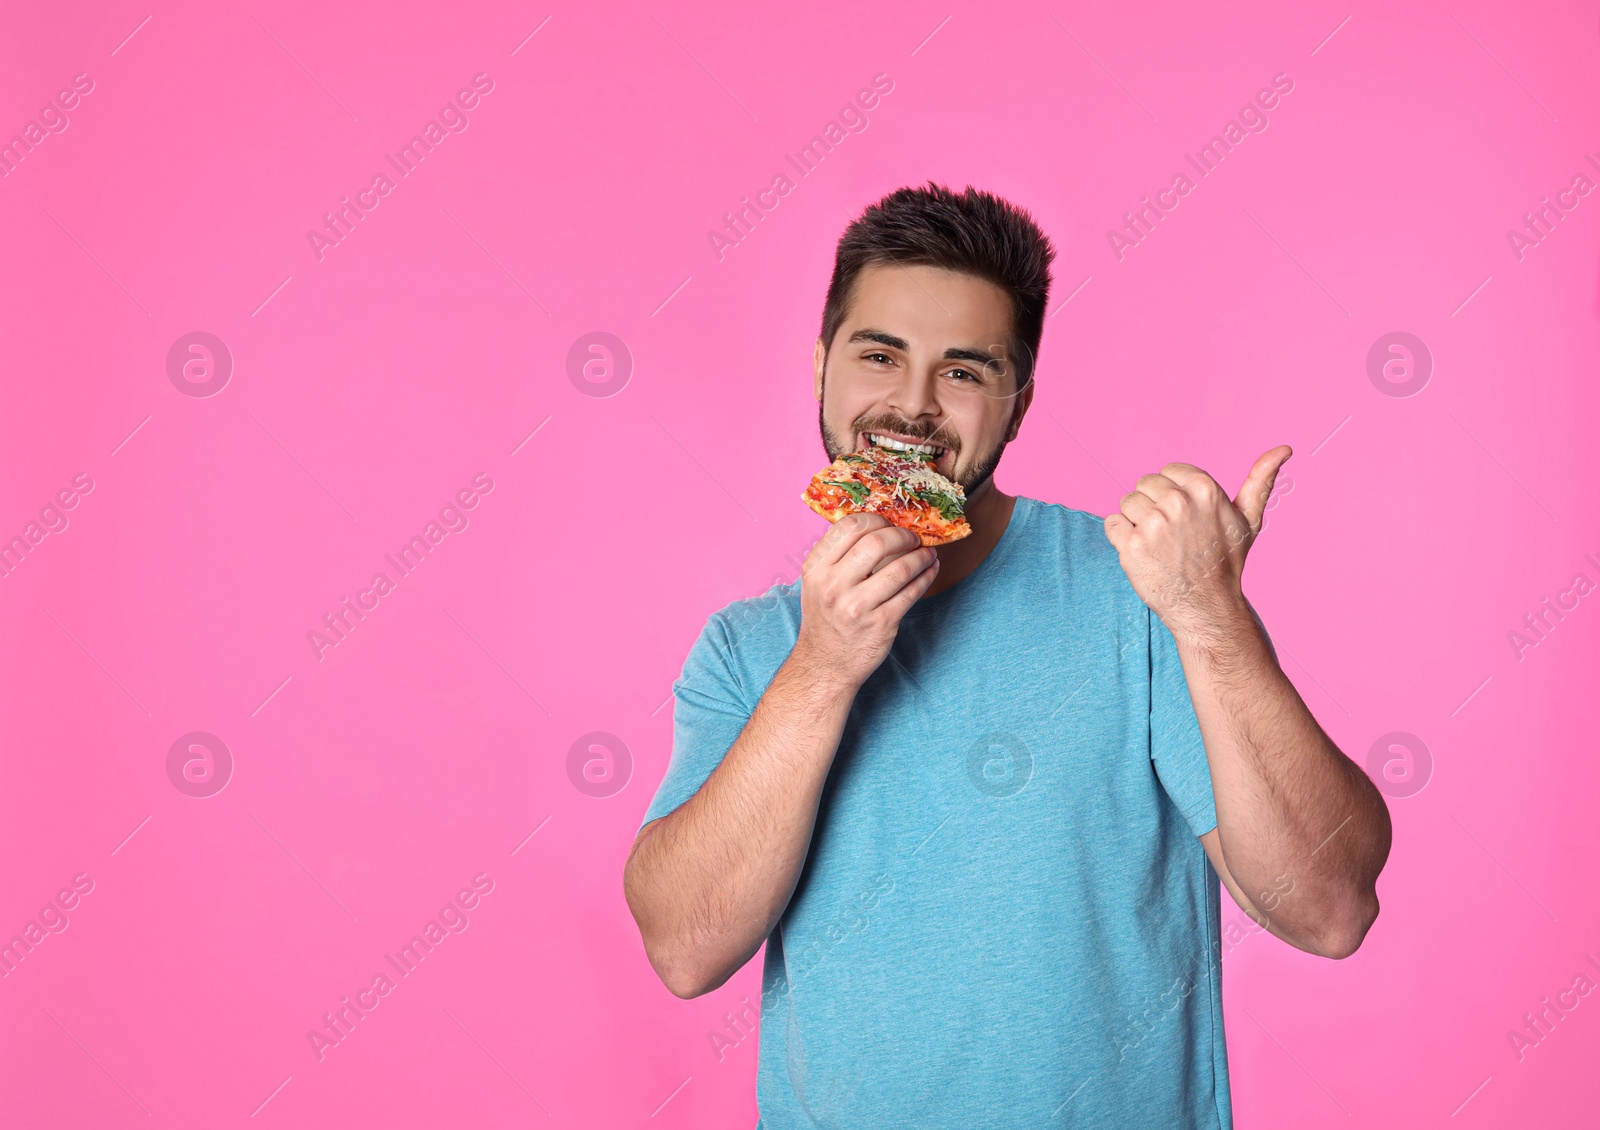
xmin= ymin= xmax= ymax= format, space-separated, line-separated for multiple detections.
xmin=819 ymin=181 xmax=1056 ymax=391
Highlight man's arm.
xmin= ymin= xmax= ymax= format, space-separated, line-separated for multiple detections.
xmin=1105 ymin=445 xmax=1391 ymax=960
xmin=1182 ymin=603 xmax=1391 ymax=958
xmin=624 ymin=647 xmax=858 ymax=998
xmin=623 ymin=515 xmax=939 ymax=998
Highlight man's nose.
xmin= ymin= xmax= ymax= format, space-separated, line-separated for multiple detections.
xmin=884 ymin=368 xmax=940 ymax=423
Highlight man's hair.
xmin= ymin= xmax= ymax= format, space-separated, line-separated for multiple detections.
xmin=819 ymin=181 xmax=1057 ymax=391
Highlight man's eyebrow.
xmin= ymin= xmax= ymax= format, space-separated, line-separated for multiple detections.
xmin=943 ymin=346 xmax=1005 ymax=370
xmin=846 ymin=328 xmax=909 ymax=351
xmin=846 ymin=329 xmax=1008 ymax=371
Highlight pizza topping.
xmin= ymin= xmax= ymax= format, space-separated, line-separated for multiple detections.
xmin=835 ymin=480 xmax=870 ymax=506
xmin=896 ymin=462 xmax=963 ymax=500
xmin=862 ymin=445 xmax=964 ymax=501
xmin=911 ymin=488 xmax=963 ymax=523
xmin=802 ymin=443 xmax=972 ymax=546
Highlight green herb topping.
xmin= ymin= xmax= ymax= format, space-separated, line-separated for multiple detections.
xmin=835 ymin=480 xmax=870 ymax=506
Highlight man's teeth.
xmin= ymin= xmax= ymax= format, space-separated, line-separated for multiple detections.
xmin=868 ymin=434 xmax=941 ymax=456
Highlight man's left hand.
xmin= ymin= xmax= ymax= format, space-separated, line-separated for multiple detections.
xmin=1103 ymin=445 xmax=1292 ymax=639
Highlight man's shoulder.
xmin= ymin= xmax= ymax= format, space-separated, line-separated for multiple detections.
xmin=704 ymin=579 xmax=802 ymax=648
xmin=1021 ymin=494 xmax=1110 ymax=532
xmin=1017 ymin=495 xmax=1124 ymax=569
xmin=677 ymin=581 xmax=801 ymax=707
xmin=1009 ymin=497 xmax=1148 ymax=634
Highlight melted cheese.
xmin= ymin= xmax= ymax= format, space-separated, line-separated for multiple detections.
xmin=897 ymin=462 xmax=963 ymax=499
xmin=864 ymin=448 xmax=964 ymax=500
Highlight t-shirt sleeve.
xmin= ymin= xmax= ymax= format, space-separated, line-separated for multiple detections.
xmin=1148 ymin=598 xmax=1276 ymax=838
xmin=637 ymin=613 xmax=755 ymax=833
xmin=1148 ymin=606 xmax=1218 ymax=838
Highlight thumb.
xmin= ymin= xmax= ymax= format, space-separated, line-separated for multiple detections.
xmin=1233 ymin=444 xmax=1293 ymax=534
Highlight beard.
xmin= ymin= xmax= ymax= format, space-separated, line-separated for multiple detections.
xmin=817 ymin=398 xmax=1011 ymax=498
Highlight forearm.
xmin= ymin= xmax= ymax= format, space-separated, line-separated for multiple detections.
xmin=624 ymin=644 xmax=857 ymax=998
xmin=1174 ymin=598 xmax=1391 ymax=955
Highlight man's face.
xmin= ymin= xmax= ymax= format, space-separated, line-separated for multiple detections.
xmin=813 ymin=262 xmax=1033 ymax=497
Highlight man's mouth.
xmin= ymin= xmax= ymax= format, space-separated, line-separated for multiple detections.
xmin=859 ymin=431 xmax=949 ymax=459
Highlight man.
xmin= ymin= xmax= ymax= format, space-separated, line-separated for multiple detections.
xmin=623 ymin=182 xmax=1391 ymax=1128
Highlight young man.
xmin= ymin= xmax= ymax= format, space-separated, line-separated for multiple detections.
xmin=623 ymin=182 xmax=1391 ymax=1129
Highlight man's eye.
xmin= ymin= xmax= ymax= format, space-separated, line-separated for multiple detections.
xmin=865 ymin=352 xmax=892 ymax=365
xmin=948 ymin=368 xmax=978 ymax=382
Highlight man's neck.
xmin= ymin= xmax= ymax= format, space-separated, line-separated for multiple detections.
xmin=924 ymin=482 xmax=1016 ymax=598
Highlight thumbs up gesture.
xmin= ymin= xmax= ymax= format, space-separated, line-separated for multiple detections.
xmin=1103 ymin=445 xmax=1292 ymax=638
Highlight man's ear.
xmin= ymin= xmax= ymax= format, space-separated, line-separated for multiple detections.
xmin=813 ymin=339 xmax=826 ymax=402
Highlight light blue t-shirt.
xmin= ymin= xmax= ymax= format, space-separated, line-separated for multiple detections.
xmin=640 ymin=496 xmax=1268 ymax=1129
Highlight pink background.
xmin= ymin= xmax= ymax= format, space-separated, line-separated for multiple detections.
xmin=1 ymin=0 xmax=1597 ymax=1126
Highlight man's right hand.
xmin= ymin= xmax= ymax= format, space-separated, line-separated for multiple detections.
xmin=791 ymin=513 xmax=940 ymax=689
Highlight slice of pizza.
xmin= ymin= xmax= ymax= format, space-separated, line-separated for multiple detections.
xmin=801 ymin=443 xmax=972 ymax=546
